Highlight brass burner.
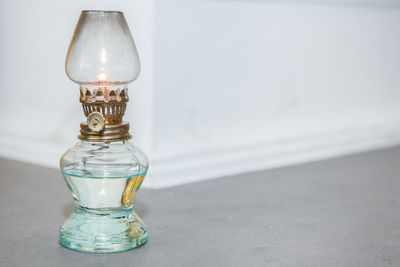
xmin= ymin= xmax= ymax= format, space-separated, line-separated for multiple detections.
xmin=78 ymin=87 xmax=132 ymax=142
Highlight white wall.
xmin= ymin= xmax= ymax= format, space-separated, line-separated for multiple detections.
xmin=149 ymin=1 xmax=400 ymax=187
xmin=1 ymin=0 xmax=400 ymax=188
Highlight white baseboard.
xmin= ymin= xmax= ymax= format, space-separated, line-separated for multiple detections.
xmin=0 ymin=134 xmax=65 ymax=170
xmin=148 ymin=121 xmax=400 ymax=188
xmin=2 ymin=120 xmax=400 ymax=189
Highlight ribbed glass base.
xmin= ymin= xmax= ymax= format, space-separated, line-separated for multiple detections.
xmin=59 ymin=207 xmax=147 ymax=253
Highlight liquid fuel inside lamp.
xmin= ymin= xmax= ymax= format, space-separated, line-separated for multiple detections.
xmin=59 ymin=10 xmax=149 ymax=253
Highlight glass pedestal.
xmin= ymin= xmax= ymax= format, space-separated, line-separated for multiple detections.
xmin=59 ymin=141 xmax=148 ymax=253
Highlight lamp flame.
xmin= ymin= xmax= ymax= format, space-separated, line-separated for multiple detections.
xmin=101 ymin=48 xmax=107 ymax=63
xmin=98 ymin=72 xmax=106 ymax=81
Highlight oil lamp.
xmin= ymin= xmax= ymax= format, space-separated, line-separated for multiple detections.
xmin=59 ymin=10 xmax=149 ymax=253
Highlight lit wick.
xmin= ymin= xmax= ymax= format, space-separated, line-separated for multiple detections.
xmin=98 ymin=72 xmax=107 ymax=82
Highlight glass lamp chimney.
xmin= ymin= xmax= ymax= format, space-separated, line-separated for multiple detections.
xmin=65 ymin=10 xmax=140 ymax=86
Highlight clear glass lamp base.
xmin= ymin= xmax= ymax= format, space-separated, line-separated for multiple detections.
xmin=59 ymin=141 xmax=149 ymax=253
xmin=59 ymin=207 xmax=147 ymax=253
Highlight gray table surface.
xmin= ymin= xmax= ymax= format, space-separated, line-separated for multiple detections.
xmin=1 ymin=147 xmax=400 ymax=266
